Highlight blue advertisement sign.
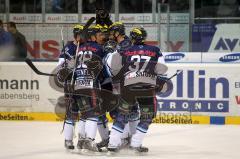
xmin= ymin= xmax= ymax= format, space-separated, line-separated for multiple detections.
xmin=192 ymin=24 xmax=240 ymax=53
xmin=192 ymin=24 xmax=217 ymax=52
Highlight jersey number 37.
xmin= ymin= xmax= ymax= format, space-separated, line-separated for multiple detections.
xmin=128 ymin=55 xmax=151 ymax=72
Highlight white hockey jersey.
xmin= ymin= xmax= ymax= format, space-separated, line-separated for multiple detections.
xmin=106 ymin=44 xmax=168 ymax=87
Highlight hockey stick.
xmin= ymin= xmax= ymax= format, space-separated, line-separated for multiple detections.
xmin=70 ymin=41 xmax=80 ymax=88
xmin=81 ymin=17 xmax=96 ymax=41
xmin=61 ymin=26 xmax=67 ymax=67
xmin=166 ymin=70 xmax=183 ymax=81
xmin=83 ymin=17 xmax=96 ymax=31
xmin=25 ymin=58 xmax=56 ymax=76
xmin=154 ymin=70 xmax=183 ymax=93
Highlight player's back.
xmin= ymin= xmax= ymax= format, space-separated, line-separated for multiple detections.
xmin=122 ymin=44 xmax=163 ymax=87
xmin=78 ymin=41 xmax=104 ymax=59
xmin=74 ymin=41 xmax=104 ymax=90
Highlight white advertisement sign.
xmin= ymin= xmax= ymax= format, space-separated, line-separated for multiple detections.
xmin=81 ymin=14 xmax=115 ymax=23
xmin=208 ymin=24 xmax=240 ymax=53
xmin=119 ymin=14 xmax=153 ymax=23
xmin=81 ymin=14 xmax=95 ymax=23
xmin=0 ymin=63 xmax=240 ymax=117
xmin=158 ymin=13 xmax=189 ymax=24
xmin=9 ymin=14 xmax=42 ymax=23
xmin=158 ymin=63 xmax=240 ymax=116
xmin=202 ymin=52 xmax=240 ymax=63
xmin=45 ymin=14 xmax=78 ymax=23
xmin=119 ymin=13 xmax=189 ymax=23
xmin=3 ymin=13 xmax=189 ymax=24
xmin=0 ymin=62 xmax=62 ymax=113
xmin=162 ymin=52 xmax=202 ymax=63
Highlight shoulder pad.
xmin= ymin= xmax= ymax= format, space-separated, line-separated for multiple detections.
xmin=120 ymin=39 xmax=132 ymax=51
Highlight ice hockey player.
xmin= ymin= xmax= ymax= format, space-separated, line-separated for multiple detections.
xmin=74 ymin=24 xmax=108 ymax=152
xmin=95 ymin=40 xmax=115 ymax=150
xmin=96 ymin=21 xmax=132 ymax=150
xmin=106 ymin=27 xmax=168 ymax=153
xmin=108 ymin=21 xmax=140 ymax=149
xmin=108 ymin=22 xmax=132 ymax=53
xmin=57 ymin=24 xmax=85 ymax=150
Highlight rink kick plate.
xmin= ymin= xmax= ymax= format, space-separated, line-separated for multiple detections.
xmin=0 ymin=112 xmax=240 ymax=125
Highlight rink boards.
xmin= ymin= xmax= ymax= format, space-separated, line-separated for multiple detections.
xmin=1 ymin=112 xmax=240 ymax=125
xmin=0 ymin=62 xmax=240 ymax=125
xmin=0 ymin=112 xmax=240 ymax=125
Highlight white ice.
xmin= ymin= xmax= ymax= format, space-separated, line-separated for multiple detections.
xmin=0 ymin=121 xmax=240 ymax=159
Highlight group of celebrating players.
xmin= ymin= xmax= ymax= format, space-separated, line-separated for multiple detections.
xmin=56 ymin=13 xmax=168 ymax=154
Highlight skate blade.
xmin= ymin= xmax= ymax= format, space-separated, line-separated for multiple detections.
xmin=129 ymin=149 xmax=149 ymax=156
xmin=107 ymin=151 xmax=118 ymax=156
xmin=79 ymin=149 xmax=105 ymax=156
xmin=65 ymin=148 xmax=75 ymax=153
xmin=108 ymin=148 xmax=148 ymax=157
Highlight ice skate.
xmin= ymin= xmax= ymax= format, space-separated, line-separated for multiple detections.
xmin=121 ymin=136 xmax=131 ymax=148
xmin=64 ymin=140 xmax=74 ymax=150
xmin=97 ymin=138 xmax=109 ymax=149
xmin=77 ymin=137 xmax=86 ymax=149
xmin=107 ymin=143 xmax=120 ymax=154
xmin=83 ymin=138 xmax=100 ymax=152
xmin=129 ymin=145 xmax=148 ymax=152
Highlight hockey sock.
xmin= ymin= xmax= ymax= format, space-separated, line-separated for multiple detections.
xmin=121 ymin=122 xmax=130 ymax=139
xmin=64 ymin=120 xmax=75 ymax=141
xmin=108 ymin=125 xmax=124 ymax=148
xmin=98 ymin=121 xmax=109 ymax=140
xmin=129 ymin=119 xmax=139 ymax=135
xmin=85 ymin=117 xmax=98 ymax=139
xmin=130 ymin=126 xmax=147 ymax=147
xmin=78 ymin=118 xmax=86 ymax=138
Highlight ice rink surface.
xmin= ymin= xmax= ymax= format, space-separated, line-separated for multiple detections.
xmin=0 ymin=121 xmax=240 ymax=159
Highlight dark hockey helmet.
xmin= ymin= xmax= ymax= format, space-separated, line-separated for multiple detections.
xmin=73 ymin=24 xmax=84 ymax=37
xmin=109 ymin=22 xmax=125 ymax=36
xmin=130 ymin=27 xmax=147 ymax=44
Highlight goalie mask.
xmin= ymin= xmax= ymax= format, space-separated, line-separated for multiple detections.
xmin=130 ymin=27 xmax=147 ymax=44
